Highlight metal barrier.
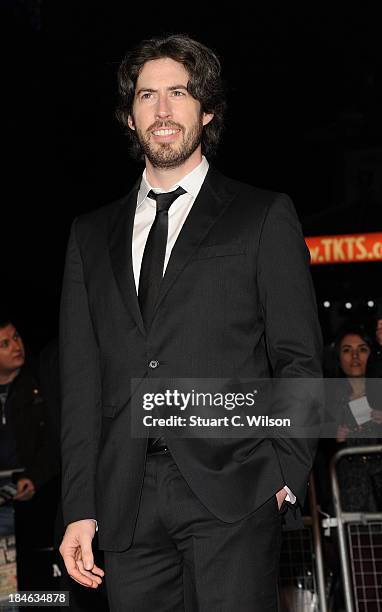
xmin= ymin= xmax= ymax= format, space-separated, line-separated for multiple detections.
xmin=323 ymin=445 xmax=382 ymax=612
xmin=0 ymin=470 xmax=24 ymax=479
xmin=279 ymin=472 xmax=328 ymax=611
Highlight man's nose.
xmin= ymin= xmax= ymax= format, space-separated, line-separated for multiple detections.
xmin=155 ymin=94 xmax=172 ymax=120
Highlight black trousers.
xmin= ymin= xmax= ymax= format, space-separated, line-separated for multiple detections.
xmin=104 ymin=452 xmax=282 ymax=611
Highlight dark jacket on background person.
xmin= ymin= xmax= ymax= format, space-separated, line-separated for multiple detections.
xmin=317 ymin=374 xmax=382 ymax=513
xmin=0 ymin=364 xmax=59 ymax=488
xmin=0 ymin=362 xmax=61 ymax=590
xmin=366 ymin=343 xmax=382 ymax=411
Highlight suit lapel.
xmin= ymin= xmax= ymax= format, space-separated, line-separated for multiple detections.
xmin=152 ymin=167 xmax=237 ymax=320
xmin=108 ymin=168 xmax=237 ymax=334
xmin=109 ymin=179 xmax=146 ymax=336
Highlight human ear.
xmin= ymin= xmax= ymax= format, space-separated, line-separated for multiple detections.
xmin=128 ymin=115 xmax=135 ymax=130
xmin=202 ymin=112 xmax=214 ymax=126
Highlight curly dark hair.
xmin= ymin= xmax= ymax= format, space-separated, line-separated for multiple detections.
xmin=116 ymin=34 xmax=226 ymax=160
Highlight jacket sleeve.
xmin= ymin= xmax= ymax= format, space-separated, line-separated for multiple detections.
xmin=21 ymin=396 xmax=60 ymax=490
xmin=59 ymin=218 xmax=102 ymax=527
xmin=257 ymin=194 xmax=323 ymax=505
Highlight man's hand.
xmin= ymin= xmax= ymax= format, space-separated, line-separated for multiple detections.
xmin=59 ymin=519 xmax=104 ymax=588
xmin=14 ymin=478 xmax=35 ymax=501
xmin=276 ymin=488 xmax=287 ymax=510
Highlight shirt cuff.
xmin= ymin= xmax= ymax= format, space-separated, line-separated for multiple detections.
xmin=283 ymin=485 xmax=296 ymax=504
xmin=84 ymin=519 xmax=98 ymax=532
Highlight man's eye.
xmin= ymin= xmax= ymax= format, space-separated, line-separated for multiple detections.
xmin=141 ymin=93 xmax=153 ymax=100
xmin=171 ymin=90 xmax=185 ymax=97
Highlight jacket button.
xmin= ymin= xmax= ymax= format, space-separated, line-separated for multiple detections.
xmin=149 ymin=360 xmax=159 ymax=369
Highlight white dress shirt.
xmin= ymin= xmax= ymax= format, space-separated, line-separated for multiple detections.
xmin=132 ymin=156 xmax=209 ymax=290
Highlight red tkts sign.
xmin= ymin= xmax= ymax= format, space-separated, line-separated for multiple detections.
xmin=305 ymin=233 xmax=382 ymax=265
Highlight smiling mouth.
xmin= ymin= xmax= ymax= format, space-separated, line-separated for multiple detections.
xmin=152 ymin=129 xmax=181 ymax=136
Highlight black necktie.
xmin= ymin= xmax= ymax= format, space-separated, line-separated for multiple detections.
xmin=138 ymin=186 xmax=186 ymax=330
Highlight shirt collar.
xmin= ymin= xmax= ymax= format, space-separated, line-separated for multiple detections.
xmin=137 ymin=156 xmax=209 ymax=209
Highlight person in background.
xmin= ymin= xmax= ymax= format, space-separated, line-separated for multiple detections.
xmin=0 ymin=317 xmax=60 ymax=588
xmin=331 ymin=325 xmax=382 ymax=512
xmin=0 ymin=318 xmax=26 ymax=543
xmin=0 ymin=318 xmax=44 ymax=500
xmin=366 ymin=315 xmax=382 ymax=411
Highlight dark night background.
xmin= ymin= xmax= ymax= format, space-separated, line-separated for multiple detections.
xmin=2 ymin=1 xmax=382 ymax=350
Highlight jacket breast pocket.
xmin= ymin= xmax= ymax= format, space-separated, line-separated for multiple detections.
xmin=193 ymin=243 xmax=246 ymax=261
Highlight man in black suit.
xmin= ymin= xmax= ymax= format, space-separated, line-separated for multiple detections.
xmin=59 ymin=34 xmax=322 ymax=610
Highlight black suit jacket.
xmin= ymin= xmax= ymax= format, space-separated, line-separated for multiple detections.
xmin=60 ymin=167 xmax=322 ymax=551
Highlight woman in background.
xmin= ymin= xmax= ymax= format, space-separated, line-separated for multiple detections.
xmin=332 ymin=325 xmax=382 ymax=512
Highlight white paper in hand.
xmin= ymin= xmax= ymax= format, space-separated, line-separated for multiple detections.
xmin=348 ymin=396 xmax=372 ymax=425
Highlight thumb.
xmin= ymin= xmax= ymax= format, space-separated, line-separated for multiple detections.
xmin=80 ymin=538 xmax=94 ymax=571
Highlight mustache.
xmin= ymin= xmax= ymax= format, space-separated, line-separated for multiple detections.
xmin=147 ymin=120 xmax=184 ymax=132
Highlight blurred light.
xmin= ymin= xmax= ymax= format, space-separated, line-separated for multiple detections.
xmin=345 ymin=302 xmax=352 ymax=310
xmin=323 ymin=301 xmax=331 ymax=308
xmin=367 ymin=300 xmax=375 ymax=308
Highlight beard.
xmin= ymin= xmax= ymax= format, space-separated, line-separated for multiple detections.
xmin=133 ymin=115 xmax=204 ymax=169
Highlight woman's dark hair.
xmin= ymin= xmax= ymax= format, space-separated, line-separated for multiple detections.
xmin=334 ymin=324 xmax=373 ymax=356
xmin=116 ymin=34 xmax=226 ymax=160
xmin=326 ymin=324 xmax=373 ymax=379
xmin=0 ymin=317 xmax=12 ymax=330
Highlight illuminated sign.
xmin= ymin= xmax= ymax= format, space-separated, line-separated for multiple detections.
xmin=305 ymin=233 xmax=382 ymax=265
